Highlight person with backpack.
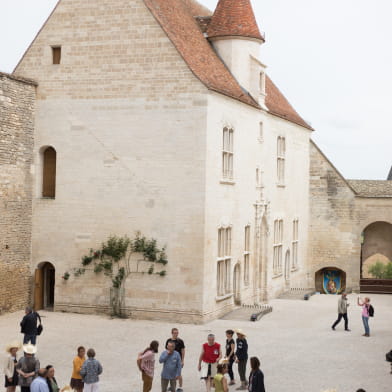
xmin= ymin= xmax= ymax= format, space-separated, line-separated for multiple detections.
xmin=357 ymin=296 xmax=373 ymax=337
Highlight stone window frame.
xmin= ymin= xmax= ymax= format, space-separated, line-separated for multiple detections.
xmin=277 ymin=136 xmax=286 ymax=186
xmin=244 ymin=225 xmax=251 ymax=286
xmin=222 ymin=126 xmax=234 ymax=182
xmin=273 ymin=219 xmax=283 ymax=276
xmin=292 ymin=218 xmax=299 ymax=271
xmin=217 ymin=226 xmax=232 ymax=298
xmin=258 ymin=121 xmax=264 ymax=143
xmin=51 ymin=46 xmax=62 ymax=65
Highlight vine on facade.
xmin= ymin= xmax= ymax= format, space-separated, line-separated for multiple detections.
xmin=76 ymin=232 xmax=167 ymax=317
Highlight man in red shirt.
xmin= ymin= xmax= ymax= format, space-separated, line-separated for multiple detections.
xmin=198 ymin=334 xmax=222 ymax=392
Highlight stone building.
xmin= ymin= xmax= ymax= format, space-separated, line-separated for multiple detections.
xmin=0 ymin=72 xmax=36 ymax=313
xmin=1 ymin=0 xmax=391 ymax=321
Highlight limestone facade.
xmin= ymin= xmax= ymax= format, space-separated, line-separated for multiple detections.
xmin=0 ymin=72 xmax=36 ymax=313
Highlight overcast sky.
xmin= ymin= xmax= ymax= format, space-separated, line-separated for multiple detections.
xmin=1 ymin=0 xmax=391 ymax=180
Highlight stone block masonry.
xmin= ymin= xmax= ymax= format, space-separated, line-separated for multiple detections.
xmin=0 ymin=72 xmax=36 ymax=313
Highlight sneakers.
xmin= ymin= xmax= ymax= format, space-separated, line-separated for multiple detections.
xmin=229 ymin=380 xmax=236 ymax=385
xmin=176 ymin=389 xmax=183 ymax=392
xmin=345 ymin=329 xmax=351 ymax=331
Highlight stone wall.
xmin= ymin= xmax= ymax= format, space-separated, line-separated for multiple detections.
xmin=309 ymin=141 xmax=392 ymax=291
xmin=0 ymin=73 xmax=36 ymax=313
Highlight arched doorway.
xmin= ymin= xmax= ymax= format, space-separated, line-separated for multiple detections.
xmin=233 ymin=264 xmax=241 ymax=305
xmin=34 ymin=262 xmax=55 ymax=310
xmin=361 ymin=221 xmax=392 ymax=278
xmin=315 ymin=267 xmax=346 ymax=294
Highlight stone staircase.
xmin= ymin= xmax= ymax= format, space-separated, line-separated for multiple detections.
xmin=220 ymin=303 xmax=273 ymax=321
xmin=278 ymin=287 xmax=316 ymax=300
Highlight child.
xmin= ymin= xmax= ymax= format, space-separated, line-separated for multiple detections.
xmin=213 ymin=364 xmax=228 ymax=392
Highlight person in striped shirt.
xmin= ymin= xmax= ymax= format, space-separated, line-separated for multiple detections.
xmin=137 ymin=341 xmax=159 ymax=392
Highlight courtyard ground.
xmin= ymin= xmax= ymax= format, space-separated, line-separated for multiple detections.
xmin=1 ymin=293 xmax=391 ymax=392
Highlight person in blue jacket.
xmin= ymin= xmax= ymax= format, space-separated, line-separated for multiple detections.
xmin=159 ymin=341 xmax=181 ymax=392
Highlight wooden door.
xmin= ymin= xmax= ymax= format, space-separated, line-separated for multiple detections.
xmin=34 ymin=269 xmax=44 ymax=310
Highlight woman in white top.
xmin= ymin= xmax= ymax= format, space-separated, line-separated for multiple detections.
xmin=4 ymin=341 xmax=21 ymax=392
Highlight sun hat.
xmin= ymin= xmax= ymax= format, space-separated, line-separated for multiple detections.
xmin=218 ymin=358 xmax=229 ymax=365
xmin=234 ymin=328 xmax=247 ymax=337
xmin=22 ymin=343 xmax=37 ymax=355
xmin=5 ymin=340 xmax=22 ymax=353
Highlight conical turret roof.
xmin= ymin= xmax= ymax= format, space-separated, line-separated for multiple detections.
xmin=207 ymin=0 xmax=264 ymax=41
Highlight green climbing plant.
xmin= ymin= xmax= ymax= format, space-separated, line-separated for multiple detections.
xmin=78 ymin=233 xmax=167 ymax=317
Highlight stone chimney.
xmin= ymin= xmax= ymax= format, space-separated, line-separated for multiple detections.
xmin=207 ymin=0 xmax=266 ymax=106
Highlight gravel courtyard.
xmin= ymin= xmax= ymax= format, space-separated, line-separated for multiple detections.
xmin=1 ymin=293 xmax=391 ymax=392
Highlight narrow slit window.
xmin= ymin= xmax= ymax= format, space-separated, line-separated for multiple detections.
xmin=52 ymin=46 xmax=61 ymax=65
xmin=42 ymin=147 xmax=57 ymax=198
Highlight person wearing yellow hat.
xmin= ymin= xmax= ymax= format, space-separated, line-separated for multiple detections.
xmin=4 ymin=341 xmax=22 ymax=392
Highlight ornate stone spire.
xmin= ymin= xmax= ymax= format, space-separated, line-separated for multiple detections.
xmin=388 ymin=166 xmax=392 ymax=180
xmin=207 ymin=0 xmax=264 ymax=41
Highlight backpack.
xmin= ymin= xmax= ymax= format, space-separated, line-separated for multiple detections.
xmin=368 ymin=304 xmax=374 ymax=317
xmin=386 ymin=350 xmax=392 ymax=362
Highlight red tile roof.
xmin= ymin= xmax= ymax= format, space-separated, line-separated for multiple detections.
xmin=180 ymin=0 xmax=211 ymax=16
xmin=144 ymin=0 xmax=259 ymax=108
xmin=143 ymin=0 xmax=312 ymax=130
xmin=207 ymin=0 xmax=264 ymax=41
xmin=265 ymin=76 xmax=313 ymax=130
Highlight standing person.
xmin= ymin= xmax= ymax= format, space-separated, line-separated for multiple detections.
xmin=45 ymin=366 xmax=59 ymax=392
xmin=198 ymin=334 xmax=222 ymax=392
xmin=20 ymin=308 xmax=41 ymax=345
xmin=357 ymin=297 xmax=371 ymax=337
xmin=159 ymin=342 xmax=181 ymax=392
xmin=331 ymin=293 xmax=350 ymax=331
xmin=70 ymin=346 xmax=86 ymax=392
xmin=225 ymin=330 xmax=235 ymax=385
xmin=213 ymin=363 xmax=228 ymax=392
xmin=137 ymin=340 xmax=159 ymax=392
xmin=16 ymin=343 xmax=40 ymax=392
xmin=165 ymin=328 xmax=185 ymax=392
xmin=4 ymin=341 xmax=22 ymax=392
xmin=30 ymin=369 xmax=49 ymax=392
xmin=234 ymin=329 xmax=248 ymax=391
xmin=248 ymin=357 xmax=265 ymax=392
xmin=80 ymin=349 xmax=103 ymax=392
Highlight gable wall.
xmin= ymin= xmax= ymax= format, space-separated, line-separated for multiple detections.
xmin=14 ymin=0 xmax=209 ymax=322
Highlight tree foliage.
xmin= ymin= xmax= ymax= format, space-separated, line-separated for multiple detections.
xmin=367 ymin=261 xmax=392 ymax=279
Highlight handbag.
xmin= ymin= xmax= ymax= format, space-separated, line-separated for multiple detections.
xmin=36 ymin=312 xmax=43 ymax=336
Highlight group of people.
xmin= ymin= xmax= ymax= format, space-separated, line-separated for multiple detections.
xmin=137 ymin=327 xmax=265 ymax=392
xmin=4 ymin=307 xmax=103 ymax=392
xmin=331 ymin=294 xmax=373 ymax=336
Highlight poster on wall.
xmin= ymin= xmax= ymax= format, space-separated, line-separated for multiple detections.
xmin=323 ymin=270 xmax=342 ymax=294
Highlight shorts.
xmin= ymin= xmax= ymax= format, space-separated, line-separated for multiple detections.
xmin=70 ymin=378 xmax=84 ymax=389
xmin=200 ymin=361 xmax=217 ymax=379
